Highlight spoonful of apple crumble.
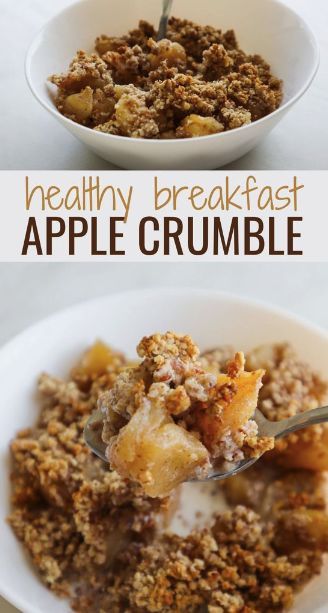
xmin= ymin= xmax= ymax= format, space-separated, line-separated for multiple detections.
xmin=84 ymin=332 xmax=328 ymax=497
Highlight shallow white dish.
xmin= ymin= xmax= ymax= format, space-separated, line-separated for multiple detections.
xmin=0 ymin=288 xmax=328 ymax=612
xmin=25 ymin=0 xmax=319 ymax=170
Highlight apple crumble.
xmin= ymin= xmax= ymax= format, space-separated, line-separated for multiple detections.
xmin=101 ymin=332 xmax=274 ymax=497
xmin=8 ymin=339 xmax=328 ymax=612
xmin=49 ymin=18 xmax=283 ymax=139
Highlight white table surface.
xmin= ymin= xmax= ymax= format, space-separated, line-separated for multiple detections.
xmin=0 ymin=0 xmax=327 ymax=170
xmin=0 ymin=0 xmax=328 ymax=611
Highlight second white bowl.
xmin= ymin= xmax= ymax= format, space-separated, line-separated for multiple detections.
xmin=0 ymin=289 xmax=328 ymax=612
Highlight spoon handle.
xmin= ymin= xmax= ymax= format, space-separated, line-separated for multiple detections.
xmin=271 ymin=404 xmax=328 ymax=439
xmin=157 ymin=0 xmax=173 ymax=40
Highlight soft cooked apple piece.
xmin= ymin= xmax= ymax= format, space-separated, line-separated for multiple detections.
xmin=108 ymin=398 xmax=210 ymax=498
xmin=72 ymin=341 xmax=125 ymax=378
xmin=268 ymin=429 xmax=328 ymax=472
xmin=63 ymin=86 xmax=93 ymax=121
xmin=194 ymin=368 xmax=265 ymax=451
xmin=176 ymin=114 xmax=224 ymax=138
xmin=219 ymin=369 xmax=265 ymax=433
xmin=274 ymin=508 xmax=328 ymax=553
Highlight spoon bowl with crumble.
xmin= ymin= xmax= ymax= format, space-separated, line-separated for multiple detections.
xmin=84 ymin=331 xmax=328 ymax=498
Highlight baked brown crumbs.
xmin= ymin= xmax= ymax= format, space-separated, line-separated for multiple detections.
xmin=8 ymin=339 xmax=328 ymax=612
xmin=48 ymin=17 xmax=283 ymax=139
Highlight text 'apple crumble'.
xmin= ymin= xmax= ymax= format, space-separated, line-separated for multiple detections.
xmin=8 ymin=338 xmax=328 ymax=612
xmin=49 ymin=18 xmax=283 ymax=139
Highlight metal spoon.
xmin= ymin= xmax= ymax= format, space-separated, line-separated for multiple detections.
xmin=157 ymin=0 xmax=173 ymax=41
xmin=84 ymin=404 xmax=328 ymax=481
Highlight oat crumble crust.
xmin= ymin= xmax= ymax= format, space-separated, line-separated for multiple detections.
xmin=48 ymin=17 xmax=283 ymax=139
xmin=8 ymin=339 xmax=328 ymax=612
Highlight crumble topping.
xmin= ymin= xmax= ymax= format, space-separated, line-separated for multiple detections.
xmin=8 ymin=338 xmax=328 ymax=612
xmin=49 ymin=18 xmax=283 ymax=139
xmin=9 ymin=343 xmax=165 ymax=590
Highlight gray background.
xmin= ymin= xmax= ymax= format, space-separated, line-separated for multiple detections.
xmin=0 ymin=263 xmax=327 ymax=349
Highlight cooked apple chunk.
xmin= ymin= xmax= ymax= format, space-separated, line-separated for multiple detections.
xmin=109 ymin=387 xmax=210 ymax=498
xmin=101 ymin=332 xmax=274 ymax=497
xmin=72 ymin=340 xmax=125 ymax=378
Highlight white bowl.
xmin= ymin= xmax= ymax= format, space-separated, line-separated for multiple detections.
xmin=25 ymin=0 xmax=319 ymax=170
xmin=0 ymin=288 xmax=328 ymax=612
